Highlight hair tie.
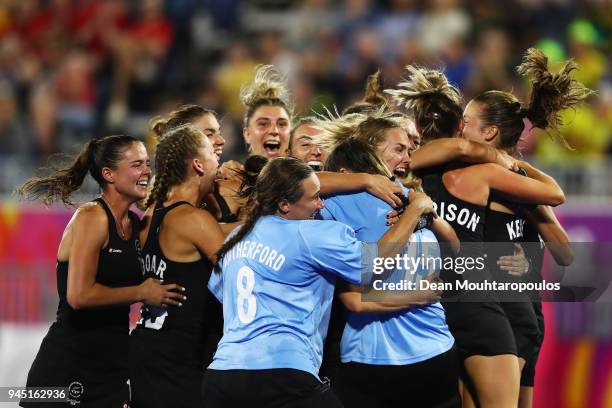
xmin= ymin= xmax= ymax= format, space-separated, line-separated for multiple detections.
xmin=427 ymin=112 xmax=440 ymax=120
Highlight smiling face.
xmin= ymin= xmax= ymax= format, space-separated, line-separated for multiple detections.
xmin=192 ymin=113 xmax=225 ymax=159
xmin=462 ymin=100 xmax=491 ymax=144
xmin=279 ymin=172 xmax=324 ymax=220
xmin=377 ymin=127 xmax=413 ymax=179
xmin=103 ymin=142 xmax=151 ymax=201
xmin=404 ymin=118 xmax=421 ymax=150
xmin=243 ymin=105 xmax=290 ymax=158
xmin=289 ymin=124 xmax=328 ymax=170
xmin=194 ymin=134 xmax=220 ymax=198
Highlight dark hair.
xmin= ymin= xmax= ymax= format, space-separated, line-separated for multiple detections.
xmin=474 ymin=48 xmax=594 ymax=150
xmin=385 ymin=65 xmax=463 ymax=143
xmin=19 ymin=135 xmax=140 ymax=206
xmin=324 ymin=137 xmax=390 ymax=177
xmin=237 ymin=155 xmax=269 ymax=203
xmin=215 ymin=157 xmax=312 ymax=272
xmin=145 ymin=124 xmax=208 ymax=208
xmin=241 ymin=65 xmax=293 ymax=129
xmin=343 ymin=70 xmax=392 ymax=115
xmin=150 ymin=104 xmax=216 ymax=139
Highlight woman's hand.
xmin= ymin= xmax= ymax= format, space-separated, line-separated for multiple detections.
xmin=497 ymin=151 xmax=517 ymax=170
xmin=408 ymin=190 xmax=436 ymax=216
xmin=497 ymin=243 xmax=530 ymax=277
xmin=365 ymin=174 xmax=404 ymax=207
xmin=139 ymin=278 xmax=187 ymax=307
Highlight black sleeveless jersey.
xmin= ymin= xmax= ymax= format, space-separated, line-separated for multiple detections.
xmin=134 ymin=201 xmax=215 ymax=352
xmin=419 ymin=166 xmax=488 ymax=297
xmin=129 ymin=202 xmax=220 ymax=408
xmin=22 ymin=198 xmax=141 ymax=407
xmin=419 ymin=166 xmax=486 ymax=242
xmin=56 ymin=197 xmax=142 ymax=328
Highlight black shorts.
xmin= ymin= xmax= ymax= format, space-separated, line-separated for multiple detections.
xmin=202 ymin=368 xmax=343 ymax=408
xmin=521 ymin=301 xmax=545 ymax=387
xmin=442 ymin=301 xmax=517 ymax=359
xmin=129 ymin=328 xmax=205 ymax=408
xmin=334 ymin=348 xmax=460 ymax=408
xmin=21 ymin=324 xmax=130 ymax=408
xmin=500 ymin=302 xmax=540 ymax=362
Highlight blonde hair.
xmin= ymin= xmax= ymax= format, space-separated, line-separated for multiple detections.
xmin=313 ymin=109 xmax=406 ymax=178
xmin=385 ymin=65 xmax=463 ymax=142
xmin=145 ymin=124 xmax=208 ymax=208
xmin=240 ymin=65 xmax=293 ymax=128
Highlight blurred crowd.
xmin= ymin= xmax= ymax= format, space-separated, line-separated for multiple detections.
xmin=0 ymin=0 xmax=610 ymax=193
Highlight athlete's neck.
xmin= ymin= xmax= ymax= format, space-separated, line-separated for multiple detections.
xmin=165 ymin=181 xmax=201 ymax=207
xmin=100 ymin=191 xmax=131 ymax=221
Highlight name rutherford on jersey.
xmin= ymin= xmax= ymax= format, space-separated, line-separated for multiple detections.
xmin=371 ymin=279 xmax=561 ymax=293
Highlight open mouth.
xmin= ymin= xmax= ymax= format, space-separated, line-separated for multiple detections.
xmin=307 ymin=160 xmax=323 ymax=171
xmin=263 ymin=141 xmax=281 ymax=157
xmin=214 ymin=149 xmax=223 ymax=159
xmin=136 ymin=179 xmax=150 ymax=189
xmin=394 ymin=167 xmax=408 ymax=178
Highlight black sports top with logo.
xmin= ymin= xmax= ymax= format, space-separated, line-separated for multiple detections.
xmin=21 ymin=198 xmax=141 ymax=407
xmin=129 ymin=201 xmax=218 ymax=408
xmin=55 ymin=199 xmax=142 ymax=328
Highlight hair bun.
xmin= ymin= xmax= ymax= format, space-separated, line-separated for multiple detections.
xmin=240 ymin=65 xmax=293 ymax=112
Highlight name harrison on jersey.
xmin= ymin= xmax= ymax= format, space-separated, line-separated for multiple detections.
xmin=433 ymin=201 xmax=481 ymax=233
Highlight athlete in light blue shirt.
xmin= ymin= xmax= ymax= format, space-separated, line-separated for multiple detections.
xmin=208 ymin=215 xmax=366 ymax=377
xmin=319 ymin=189 xmax=455 ymax=365
xmin=203 ymin=157 xmax=437 ymax=408
xmin=316 ymin=115 xmax=461 ymax=408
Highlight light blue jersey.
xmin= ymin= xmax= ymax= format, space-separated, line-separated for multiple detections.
xmin=208 ymin=215 xmax=373 ymax=377
xmin=319 ymin=190 xmax=454 ymax=365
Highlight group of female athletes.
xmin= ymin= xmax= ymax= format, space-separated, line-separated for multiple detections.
xmin=19 ymin=47 xmax=591 ymax=408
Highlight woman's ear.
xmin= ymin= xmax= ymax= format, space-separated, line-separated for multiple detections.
xmin=484 ymin=125 xmax=499 ymax=143
xmin=243 ymin=127 xmax=251 ymax=145
xmin=278 ymin=198 xmax=290 ymax=214
xmin=192 ymin=158 xmax=205 ymax=176
xmin=101 ymin=167 xmax=114 ymax=184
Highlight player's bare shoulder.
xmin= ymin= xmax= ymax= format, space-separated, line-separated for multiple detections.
xmin=58 ymin=202 xmax=109 ymax=260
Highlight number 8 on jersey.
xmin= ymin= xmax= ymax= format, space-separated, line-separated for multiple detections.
xmin=237 ymin=266 xmax=257 ymax=323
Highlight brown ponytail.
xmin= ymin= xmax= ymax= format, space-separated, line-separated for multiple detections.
xmin=474 ymin=48 xmax=594 ymax=150
xmin=150 ymin=104 xmax=216 ymax=139
xmin=18 ymin=135 xmax=139 ymax=206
